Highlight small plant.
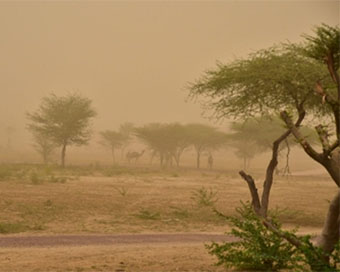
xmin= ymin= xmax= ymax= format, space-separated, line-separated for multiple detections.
xmin=114 ymin=186 xmax=129 ymax=197
xmin=0 ymin=222 xmax=29 ymax=234
xmin=170 ymin=206 xmax=189 ymax=219
xmin=171 ymin=172 xmax=179 ymax=178
xmin=191 ymin=187 xmax=218 ymax=207
xmin=30 ymin=171 xmax=43 ymax=185
xmin=48 ymin=175 xmax=67 ymax=183
xmin=0 ymin=166 xmax=12 ymax=181
xmin=135 ymin=209 xmax=161 ymax=220
xmin=207 ymin=202 xmax=300 ymax=271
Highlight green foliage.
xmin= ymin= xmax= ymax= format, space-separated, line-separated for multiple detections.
xmin=30 ymin=171 xmax=43 ymax=185
xmin=302 ymin=24 xmax=340 ymax=70
xmin=191 ymin=187 xmax=218 ymax=207
xmin=189 ymin=43 xmax=329 ymax=120
xmin=332 ymin=241 xmax=340 ymax=269
xmin=229 ymin=116 xmax=318 ymax=168
xmin=31 ymin=130 xmax=57 ymax=164
xmin=293 ymin=236 xmax=340 ymax=272
xmin=0 ymin=222 xmax=30 ymax=234
xmin=135 ymin=123 xmax=192 ymax=167
xmin=207 ymin=203 xmax=300 ymax=271
xmin=99 ymin=130 xmax=127 ymax=164
xmin=27 ymin=93 xmax=96 ymax=167
xmin=0 ymin=166 xmax=12 ymax=181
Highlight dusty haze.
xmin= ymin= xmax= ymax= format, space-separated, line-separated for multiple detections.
xmin=0 ymin=1 xmax=338 ymax=165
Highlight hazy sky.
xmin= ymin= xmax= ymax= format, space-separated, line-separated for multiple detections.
xmin=0 ymin=1 xmax=338 ymax=146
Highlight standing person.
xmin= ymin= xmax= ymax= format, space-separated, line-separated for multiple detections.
xmin=208 ymin=153 xmax=213 ymax=170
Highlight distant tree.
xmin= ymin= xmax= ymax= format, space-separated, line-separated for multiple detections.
xmin=229 ymin=116 xmax=317 ymax=170
xmin=31 ymin=130 xmax=57 ymax=164
xmin=100 ymin=130 xmax=125 ymax=165
xmin=164 ymin=123 xmax=192 ymax=167
xmin=135 ymin=123 xmax=191 ymax=168
xmin=186 ymin=124 xmax=228 ymax=169
xmin=5 ymin=126 xmax=15 ymax=150
xmin=27 ymin=93 xmax=96 ymax=168
xmin=118 ymin=122 xmax=135 ymax=159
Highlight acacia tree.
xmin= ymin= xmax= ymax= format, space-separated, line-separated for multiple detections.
xmin=27 ymin=93 xmax=96 ymax=168
xmin=31 ymin=130 xmax=57 ymax=164
xmin=100 ymin=130 xmax=125 ymax=165
xmin=229 ymin=116 xmax=317 ymax=171
xmin=189 ymin=25 xmax=339 ymax=267
xmin=135 ymin=123 xmax=191 ymax=167
xmin=118 ymin=122 xmax=135 ymax=159
xmin=186 ymin=123 xmax=228 ymax=169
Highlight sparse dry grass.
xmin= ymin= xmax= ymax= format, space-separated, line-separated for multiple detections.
xmin=0 ymin=164 xmax=335 ymax=234
xmin=0 ymin=164 xmax=336 ymax=271
xmin=0 ymin=243 xmax=227 ymax=272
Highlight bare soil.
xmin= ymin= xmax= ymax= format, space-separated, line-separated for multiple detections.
xmin=0 ymin=233 xmax=233 ymax=248
xmin=0 ymin=233 xmax=233 ymax=272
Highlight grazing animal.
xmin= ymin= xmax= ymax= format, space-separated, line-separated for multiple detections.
xmin=126 ymin=150 xmax=145 ymax=164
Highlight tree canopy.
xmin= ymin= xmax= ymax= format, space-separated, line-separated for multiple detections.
xmin=189 ymin=45 xmax=329 ymax=120
xmin=100 ymin=130 xmax=126 ymax=165
xmin=27 ymin=93 xmax=96 ymax=167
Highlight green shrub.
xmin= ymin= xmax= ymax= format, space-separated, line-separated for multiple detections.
xmin=30 ymin=171 xmax=43 ymax=185
xmin=0 ymin=222 xmax=29 ymax=234
xmin=295 ymin=236 xmax=340 ymax=272
xmin=191 ymin=187 xmax=218 ymax=207
xmin=207 ymin=202 xmax=300 ymax=271
xmin=0 ymin=166 xmax=12 ymax=181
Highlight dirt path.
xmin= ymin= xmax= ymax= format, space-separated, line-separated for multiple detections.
xmin=0 ymin=233 xmax=234 ymax=248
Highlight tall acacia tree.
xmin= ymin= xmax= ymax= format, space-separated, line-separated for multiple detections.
xmin=99 ymin=130 xmax=125 ymax=165
xmin=189 ymin=24 xmax=339 ymax=267
xmin=186 ymin=123 xmax=228 ymax=169
xmin=135 ymin=123 xmax=191 ymax=167
xmin=31 ymin=130 xmax=57 ymax=164
xmin=27 ymin=93 xmax=96 ymax=168
xmin=229 ymin=116 xmax=317 ymax=171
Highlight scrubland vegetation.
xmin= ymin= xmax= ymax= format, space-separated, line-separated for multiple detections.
xmin=0 ymin=163 xmax=334 ymax=235
xmin=0 ymin=8 xmax=338 ymax=271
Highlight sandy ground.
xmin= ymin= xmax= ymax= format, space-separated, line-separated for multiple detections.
xmin=0 ymin=233 xmax=232 ymax=272
xmin=0 ymin=233 xmax=233 ymax=247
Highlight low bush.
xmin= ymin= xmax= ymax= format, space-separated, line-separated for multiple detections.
xmin=191 ymin=187 xmax=218 ymax=207
xmin=207 ymin=202 xmax=300 ymax=271
xmin=0 ymin=222 xmax=30 ymax=234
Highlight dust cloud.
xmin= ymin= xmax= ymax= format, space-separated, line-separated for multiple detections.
xmin=0 ymin=1 xmax=337 ymax=167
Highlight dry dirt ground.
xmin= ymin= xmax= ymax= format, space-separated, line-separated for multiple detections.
xmin=0 ymin=233 xmax=233 ymax=272
xmin=0 ymin=164 xmax=334 ymax=271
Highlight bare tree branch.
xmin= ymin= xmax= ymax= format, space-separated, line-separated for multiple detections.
xmin=239 ymin=171 xmax=261 ymax=214
xmin=281 ymin=111 xmax=324 ymax=164
xmin=315 ymin=124 xmax=331 ymax=155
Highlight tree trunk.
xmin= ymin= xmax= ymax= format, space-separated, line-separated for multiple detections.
xmin=43 ymin=151 xmax=48 ymax=165
xmin=111 ymin=147 xmax=115 ymax=165
xmin=315 ymin=190 xmax=340 ymax=254
xmin=174 ymin=153 xmax=180 ymax=167
xmin=61 ymin=143 xmax=67 ymax=168
xmin=196 ymin=152 xmax=201 ymax=169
